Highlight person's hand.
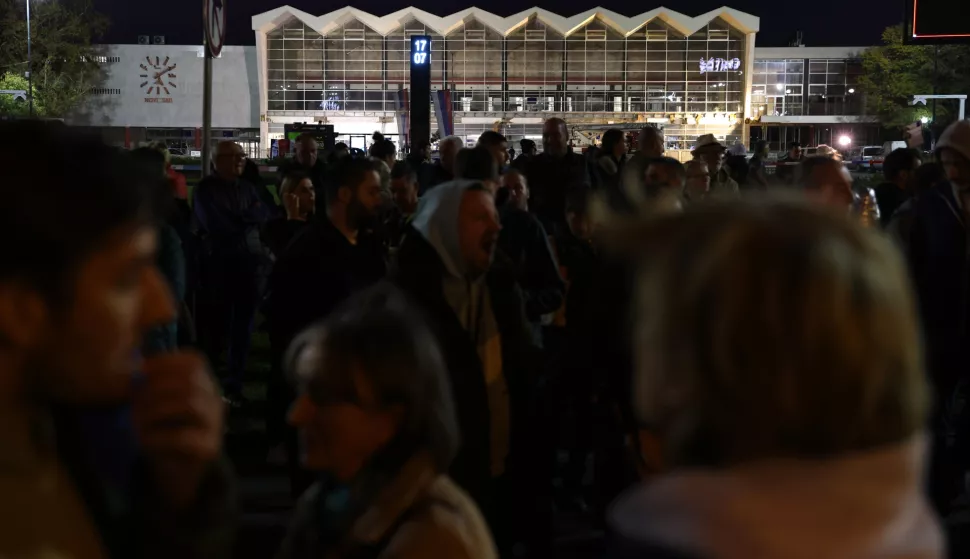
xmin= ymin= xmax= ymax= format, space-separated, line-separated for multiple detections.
xmin=283 ymin=192 xmax=300 ymax=219
xmin=132 ymin=351 xmax=224 ymax=509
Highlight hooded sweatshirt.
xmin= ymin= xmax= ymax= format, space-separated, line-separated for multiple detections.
xmin=609 ymin=435 xmax=943 ymax=559
xmin=411 ymin=181 xmax=510 ymax=477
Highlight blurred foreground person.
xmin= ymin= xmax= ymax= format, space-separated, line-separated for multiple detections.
xmin=608 ymin=199 xmax=942 ymax=559
xmin=0 ymin=121 xmax=233 ymax=558
xmin=798 ymin=156 xmax=855 ymax=211
xmin=277 ymin=285 xmax=497 ymax=559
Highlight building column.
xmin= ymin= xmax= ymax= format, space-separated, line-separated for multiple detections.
xmin=742 ymin=31 xmax=756 ymax=148
xmin=255 ymin=29 xmax=270 ymax=157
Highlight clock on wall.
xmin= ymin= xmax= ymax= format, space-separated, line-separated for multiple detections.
xmin=139 ymin=55 xmax=178 ymax=96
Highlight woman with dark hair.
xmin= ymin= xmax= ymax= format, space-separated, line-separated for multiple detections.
xmin=595 ymin=129 xmax=627 ymax=197
xmin=277 ymin=284 xmax=497 ymax=559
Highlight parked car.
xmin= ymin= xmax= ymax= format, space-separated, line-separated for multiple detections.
xmin=850 ymin=145 xmax=884 ymax=171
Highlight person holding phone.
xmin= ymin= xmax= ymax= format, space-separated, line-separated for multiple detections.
xmin=0 ymin=121 xmax=234 ymax=559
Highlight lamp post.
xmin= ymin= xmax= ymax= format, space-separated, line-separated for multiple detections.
xmin=26 ymin=0 xmax=32 ymax=116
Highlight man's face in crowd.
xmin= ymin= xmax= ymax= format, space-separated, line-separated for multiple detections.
xmin=696 ymin=147 xmax=723 ymax=175
xmin=808 ymin=162 xmax=855 ymax=210
xmin=215 ymin=143 xmax=245 ymax=179
xmin=543 ymin=120 xmax=568 ymax=157
xmin=390 ymin=175 xmax=418 ymax=213
xmin=297 ymin=139 xmax=318 ymax=168
xmin=941 ymin=148 xmax=970 ymax=192
xmin=415 ymin=143 xmax=431 ymax=161
xmin=343 ymin=170 xmax=384 ymax=226
xmin=789 ymin=145 xmax=803 ymax=160
xmin=646 ymin=163 xmax=684 ymax=193
xmin=458 ymin=189 xmax=501 ymax=277
xmin=11 ymin=225 xmax=175 ymax=404
xmin=503 ymin=171 xmax=529 ymax=211
xmin=639 ymin=129 xmax=664 ymax=158
xmin=685 ymin=160 xmax=711 ymax=198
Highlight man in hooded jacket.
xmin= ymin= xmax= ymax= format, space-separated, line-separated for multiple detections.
xmin=390 ymin=180 xmax=545 ymax=555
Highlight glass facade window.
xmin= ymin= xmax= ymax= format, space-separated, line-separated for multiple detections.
xmin=806 ymin=58 xmax=863 ymax=116
xmin=506 ymin=18 xmax=564 ymax=112
xmin=751 ymin=59 xmax=804 ymax=116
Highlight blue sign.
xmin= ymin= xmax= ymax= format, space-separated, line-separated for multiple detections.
xmin=411 ymin=36 xmax=431 ymax=66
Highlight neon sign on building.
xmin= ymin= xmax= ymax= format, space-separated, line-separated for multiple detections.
xmin=700 ymin=58 xmax=741 ymax=74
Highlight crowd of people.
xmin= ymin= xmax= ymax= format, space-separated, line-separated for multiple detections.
xmin=1 ymin=114 xmax=968 ymax=559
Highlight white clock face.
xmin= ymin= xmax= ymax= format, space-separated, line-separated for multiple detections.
xmin=139 ymin=55 xmax=178 ymax=96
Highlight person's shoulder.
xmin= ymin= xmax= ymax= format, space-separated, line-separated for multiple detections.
xmin=383 ymin=476 xmax=498 ymax=559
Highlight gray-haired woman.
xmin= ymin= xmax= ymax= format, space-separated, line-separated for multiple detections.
xmin=608 ymin=199 xmax=943 ymax=559
xmin=276 ymin=283 xmax=497 ymax=559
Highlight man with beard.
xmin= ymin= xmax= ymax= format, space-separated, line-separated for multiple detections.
xmin=392 ymin=180 xmax=545 ymax=556
xmin=264 ymin=157 xmax=387 ymax=496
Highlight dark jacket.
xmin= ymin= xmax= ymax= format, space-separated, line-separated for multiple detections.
xmin=497 ymin=208 xmax=564 ymax=324
xmin=391 ymin=229 xmax=539 ymax=502
xmin=192 ymin=175 xmax=272 ymax=259
xmin=908 ymin=181 xmax=970 ymax=390
xmin=524 ymin=151 xmax=591 ymax=235
xmin=261 ymin=217 xmax=308 ymax=259
xmin=593 ymin=155 xmax=624 ymax=193
xmin=875 ymin=181 xmax=910 ymax=228
xmin=723 ymin=154 xmax=749 ymax=187
xmin=265 ymin=218 xmax=386 ymax=347
xmin=423 ymin=161 xmax=454 ymax=195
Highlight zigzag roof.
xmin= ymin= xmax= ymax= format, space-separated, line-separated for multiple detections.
xmin=252 ymin=5 xmax=760 ymax=38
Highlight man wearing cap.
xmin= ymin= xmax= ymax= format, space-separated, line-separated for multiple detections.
xmin=692 ymin=134 xmax=739 ymax=199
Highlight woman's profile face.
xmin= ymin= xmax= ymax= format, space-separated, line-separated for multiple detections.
xmin=288 ymin=350 xmax=401 ymax=482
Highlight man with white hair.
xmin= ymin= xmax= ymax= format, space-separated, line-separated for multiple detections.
xmin=425 ymin=135 xmax=463 ymax=193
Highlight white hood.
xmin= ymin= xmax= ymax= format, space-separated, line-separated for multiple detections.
xmin=609 ymin=435 xmax=944 ymax=559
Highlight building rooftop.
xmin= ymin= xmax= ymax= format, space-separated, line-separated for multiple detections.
xmin=252 ymin=5 xmax=760 ymax=37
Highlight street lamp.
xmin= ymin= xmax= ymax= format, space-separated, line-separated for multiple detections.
xmin=838 ymin=135 xmax=852 ymax=147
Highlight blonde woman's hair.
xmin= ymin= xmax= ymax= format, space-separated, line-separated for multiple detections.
xmin=631 ymin=197 xmax=926 ymax=467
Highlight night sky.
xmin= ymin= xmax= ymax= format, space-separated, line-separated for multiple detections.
xmin=92 ymin=0 xmax=900 ymax=48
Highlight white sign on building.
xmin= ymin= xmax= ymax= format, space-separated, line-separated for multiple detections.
xmin=700 ymin=57 xmax=741 ymax=74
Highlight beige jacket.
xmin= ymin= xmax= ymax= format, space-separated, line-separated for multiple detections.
xmin=278 ymin=452 xmax=498 ymax=559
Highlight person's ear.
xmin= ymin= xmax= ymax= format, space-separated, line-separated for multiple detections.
xmin=0 ymin=282 xmax=49 ymax=349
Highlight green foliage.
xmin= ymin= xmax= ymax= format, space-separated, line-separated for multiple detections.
xmin=0 ymin=72 xmax=34 ymax=116
xmin=860 ymin=25 xmax=970 ymax=128
xmin=0 ymin=0 xmax=109 ymax=117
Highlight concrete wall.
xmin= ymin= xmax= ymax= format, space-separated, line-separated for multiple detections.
xmin=70 ymin=45 xmax=259 ymax=129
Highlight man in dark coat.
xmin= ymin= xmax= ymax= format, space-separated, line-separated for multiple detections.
xmin=524 ymin=118 xmax=591 ymax=235
xmin=193 ymin=140 xmax=273 ymax=400
xmin=265 ymin=157 xmax=388 ymax=497
xmin=391 ymin=180 xmax=544 ymax=555
xmin=424 ymin=135 xmax=463 ymax=193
